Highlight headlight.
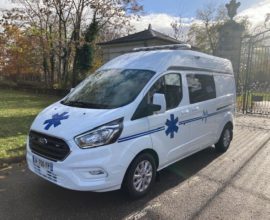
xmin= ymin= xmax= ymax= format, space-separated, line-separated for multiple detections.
xmin=75 ymin=118 xmax=123 ymax=149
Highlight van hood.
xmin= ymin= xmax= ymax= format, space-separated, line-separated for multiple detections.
xmin=30 ymin=102 xmax=124 ymax=141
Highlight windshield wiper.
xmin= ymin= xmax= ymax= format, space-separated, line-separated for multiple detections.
xmin=61 ymin=100 xmax=91 ymax=108
xmin=61 ymin=100 xmax=110 ymax=109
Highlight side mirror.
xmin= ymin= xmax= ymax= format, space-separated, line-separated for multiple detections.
xmin=147 ymin=103 xmax=161 ymax=113
xmin=70 ymin=88 xmax=74 ymax=93
xmin=153 ymin=93 xmax=166 ymax=114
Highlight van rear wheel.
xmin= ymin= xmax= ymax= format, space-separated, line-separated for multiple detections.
xmin=215 ymin=125 xmax=233 ymax=153
xmin=123 ymin=153 xmax=156 ymax=199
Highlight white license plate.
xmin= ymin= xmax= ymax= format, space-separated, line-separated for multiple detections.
xmin=33 ymin=155 xmax=53 ymax=172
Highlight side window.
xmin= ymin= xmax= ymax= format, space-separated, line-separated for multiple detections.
xmin=187 ymin=74 xmax=216 ymax=104
xmin=132 ymin=73 xmax=182 ymax=120
xmin=147 ymin=73 xmax=182 ymax=110
xmin=164 ymin=74 xmax=182 ymax=109
xmin=147 ymin=77 xmax=166 ymax=104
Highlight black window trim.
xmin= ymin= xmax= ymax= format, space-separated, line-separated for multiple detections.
xmin=186 ymin=73 xmax=216 ymax=104
xmin=163 ymin=72 xmax=183 ymax=110
xmin=131 ymin=72 xmax=183 ymax=120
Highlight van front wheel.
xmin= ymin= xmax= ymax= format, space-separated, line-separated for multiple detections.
xmin=123 ymin=153 xmax=156 ymax=198
xmin=215 ymin=125 xmax=233 ymax=153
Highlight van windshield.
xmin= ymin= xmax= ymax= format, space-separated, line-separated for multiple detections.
xmin=61 ymin=69 xmax=155 ymax=109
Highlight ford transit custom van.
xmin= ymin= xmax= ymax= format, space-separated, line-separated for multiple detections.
xmin=27 ymin=44 xmax=236 ymax=198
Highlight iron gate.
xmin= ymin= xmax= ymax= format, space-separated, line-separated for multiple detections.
xmin=237 ymin=30 xmax=270 ymax=115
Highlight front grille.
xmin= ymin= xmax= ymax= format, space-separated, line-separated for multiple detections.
xmin=29 ymin=131 xmax=70 ymax=161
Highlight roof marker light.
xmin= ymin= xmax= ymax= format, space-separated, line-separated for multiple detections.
xmin=133 ymin=44 xmax=192 ymax=52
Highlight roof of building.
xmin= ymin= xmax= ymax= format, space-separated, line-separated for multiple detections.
xmin=98 ymin=24 xmax=181 ymax=46
xmin=99 ymin=49 xmax=233 ymax=75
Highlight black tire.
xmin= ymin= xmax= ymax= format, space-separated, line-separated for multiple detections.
xmin=123 ymin=153 xmax=156 ymax=199
xmin=215 ymin=124 xmax=233 ymax=153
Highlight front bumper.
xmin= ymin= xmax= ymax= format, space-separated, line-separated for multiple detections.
xmin=26 ymin=140 xmax=127 ymax=192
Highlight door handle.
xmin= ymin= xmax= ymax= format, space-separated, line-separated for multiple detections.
xmin=180 ymin=109 xmax=190 ymax=116
xmin=191 ymin=106 xmax=200 ymax=112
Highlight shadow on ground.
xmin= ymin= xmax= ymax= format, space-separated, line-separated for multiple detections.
xmin=10 ymin=147 xmax=221 ymax=219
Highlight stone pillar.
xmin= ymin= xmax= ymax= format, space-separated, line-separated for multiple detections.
xmin=216 ymin=20 xmax=244 ymax=73
xmin=215 ymin=0 xmax=245 ymax=75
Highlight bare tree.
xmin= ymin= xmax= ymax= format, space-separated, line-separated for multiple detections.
xmin=188 ymin=4 xmax=227 ymax=54
xmin=170 ymin=16 xmax=186 ymax=42
xmin=2 ymin=0 xmax=142 ymax=87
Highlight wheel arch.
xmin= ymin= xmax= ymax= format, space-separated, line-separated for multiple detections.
xmin=216 ymin=118 xmax=234 ymax=144
xmin=121 ymin=148 xmax=159 ymax=187
xmin=137 ymin=149 xmax=159 ymax=168
xmin=225 ymin=121 xmax=233 ymax=129
xmin=215 ymin=111 xmax=234 ymax=142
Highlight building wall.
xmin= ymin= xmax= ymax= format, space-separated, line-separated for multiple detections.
xmin=100 ymin=39 xmax=174 ymax=63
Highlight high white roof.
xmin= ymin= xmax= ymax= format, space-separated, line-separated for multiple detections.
xmin=99 ymin=49 xmax=233 ymax=75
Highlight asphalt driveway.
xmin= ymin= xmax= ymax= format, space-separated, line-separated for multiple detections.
xmin=1 ymin=115 xmax=270 ymax=220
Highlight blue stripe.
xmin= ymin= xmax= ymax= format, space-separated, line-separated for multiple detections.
xmin=179 ymin=108 xmax=230 ymax=126
xmin=118 ymin=108 xmax=231 ymax=143
xmin=208 ymin=108 xmax=230 ymax=117
xmin=120 ymin=126 xmax=165 ymax=140
xmin=118 ymin=127 xmax=165 ymax=142
xmin=179 ymin=116 xmax=203 ymax=125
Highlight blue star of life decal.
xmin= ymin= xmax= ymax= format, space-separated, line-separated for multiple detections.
xmin=43 ymin=112 xmax=69 ymax=130
xmin=165 ymin=114 xmax=179 ymax=138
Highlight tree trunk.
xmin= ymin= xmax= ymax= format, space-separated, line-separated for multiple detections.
xmin=49 ymin=25 xmax=55 ymax=87
xmin=72 ymin=45 xmax=80 ymax=87
xmin=205 ymin=22 xmax=215 ymax=54
xmin=42 ymin=57 xmax=49 ymax=87
xmin=71 ymin=26 xmax=81 ymax=87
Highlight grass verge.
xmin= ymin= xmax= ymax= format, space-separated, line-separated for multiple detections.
xmin=0 ymin=89 xmax=60 ymax=160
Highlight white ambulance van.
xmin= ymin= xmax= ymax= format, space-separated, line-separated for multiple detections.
xmin=27 ymin=44 xmax=236 ymax=198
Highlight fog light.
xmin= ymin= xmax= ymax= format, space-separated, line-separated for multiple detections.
xmin=77 ymin=168 xmax=108 ymax=179
xmin=89 ymin=169 xmax=105 ymax=175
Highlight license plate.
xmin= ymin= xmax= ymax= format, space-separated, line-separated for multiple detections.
xmin=33 ymin=155 xmax=53 ymax=172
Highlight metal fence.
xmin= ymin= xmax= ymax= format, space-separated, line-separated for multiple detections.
xmin=237 ymin=30 xmax=270 ymax=115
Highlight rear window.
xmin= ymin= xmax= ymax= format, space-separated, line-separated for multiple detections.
xmin=187 ymin=74 xmax=216 ymax=104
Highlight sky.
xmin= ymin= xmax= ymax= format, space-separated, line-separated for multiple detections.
xmin=0 ymin=0 xmax=270 ymax=35
xmin=131 ymin=0 xmax=270 ymax=35
xmin=141 ymin=0 xmax=259 ymax=17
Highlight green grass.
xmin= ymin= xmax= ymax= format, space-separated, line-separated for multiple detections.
xmin=237 ymin=92 xmax=270 ymax=110
xmin=0 ymin=89 xmax=60 ymax=159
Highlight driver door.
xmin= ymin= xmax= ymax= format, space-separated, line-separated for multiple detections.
xmin=146 ymin=73 xmax=192 ymax=167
